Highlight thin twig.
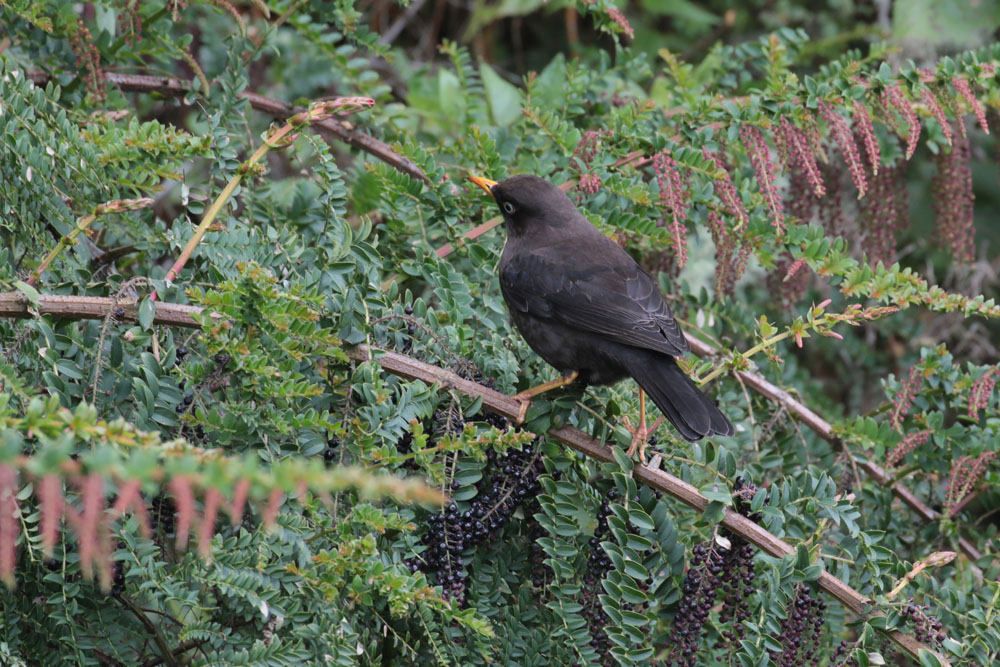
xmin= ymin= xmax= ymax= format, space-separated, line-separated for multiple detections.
xmin=139 ymin=639 xmax=205 ymax=667
xmin=115 ymin=595 xmax=179 ymax=667
xmin=150 ymin=97 xmax=373 ymax=302
xmin=91 ymin=244 xmax=139 ymax=269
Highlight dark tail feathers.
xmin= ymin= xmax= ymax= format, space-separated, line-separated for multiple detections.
xmin=624 ymin=353 xmax=733 ymax=441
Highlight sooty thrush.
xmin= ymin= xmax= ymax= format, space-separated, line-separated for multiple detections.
xmin=469 ymin=173 xmax=734 ymax=462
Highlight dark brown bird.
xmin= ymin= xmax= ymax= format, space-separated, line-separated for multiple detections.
xmin=469 ymin=174 xmax=733 ymax=462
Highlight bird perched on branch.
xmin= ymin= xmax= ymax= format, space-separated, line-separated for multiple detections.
xmin=469 ymin=174 xmax=733 ymax=463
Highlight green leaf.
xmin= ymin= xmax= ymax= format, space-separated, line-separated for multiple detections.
xmin=14 ymin=280 xmax=40 ymax=306
xmin=611 ymin=446 xmax=634 ymax=472
xmin=917 ymin=650 xmax=943 ymax=667
xmin=628 ymin=507 xmax=655 ymax=531
xmin=700 ymin=484 xmax=732 ymax=504
xmin=702 ymin=500 xmax=725 ymax=524
xmin=795 ymin=543 xmax=811 ymax=569
xmin=480 ymin=64 xmax=522 ymax=126
xmin=138 ymin=297 xmax=155 ymax=330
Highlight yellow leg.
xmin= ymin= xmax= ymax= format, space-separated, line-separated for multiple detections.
xmin=623 ymin=389 xmax=664 ymax=465
xmin=512 ymin=370 xmax=579 ymax=423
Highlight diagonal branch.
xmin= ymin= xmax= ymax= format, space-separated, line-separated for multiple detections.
xmin=24 ymin=71 xmax=427 ymax=183
xmin=0 ymin=290 xmax=978 ymax=561
xmin=0 ymin=290 xmax=956 ymax=664
xmin=683 ymin=333 xmax=983 ymax=562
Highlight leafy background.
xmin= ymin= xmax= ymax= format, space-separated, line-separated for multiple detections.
xmin=1 ymin=1 xmax=999 ymax=665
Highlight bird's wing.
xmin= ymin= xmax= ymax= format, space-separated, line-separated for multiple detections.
xmin=500 ymin=243 xmax=690 ymax=357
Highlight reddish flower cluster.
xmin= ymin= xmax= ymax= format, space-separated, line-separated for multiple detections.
xmin=890 ymin=366 xmax=924 ymax=432
xmin=0 ymin=466 xmax=272 ymax=588
xmin=574 ymin=129 xmax=607 ymax=166
xmin=882 ymin=85 xmax=921 ymax=160
xmin=819 ymin=100 xmax=866 ymax=196
xmin=859 ymin=162 xmax=909 ymax=267
xmin=573 ymin=130 xmax=608 ymax=196
xmin=968 ymin=367 xmax=997 ymax=421
xmin=578 ymin=173 xmax=602 ymax=195
xmin=885 ymin=429 xmax=932 ymax=468
xmin=852 ymin=99 xmax=880 ymax=174
xmin=168 ymin=0 xmax=188 ymax=19
xmin=739 ymin=124 xmax=784 ymax=232
xmin=652 ymin=149 xmax=690 ymax=269
xmin=922 ymin=88 xmax=953 ymax=146
xmin=778 ymin=117 xmax=825 ymax=197
xmin=68 ymin=20 xmax=107 ymax=101
xmin=702 ymin=148 xmax=748 ymax=226
xmin=952 ymin=77 xmax=989 ymax=135
xmin=931 ymin=121 xmax=975 ymax=264
xmin=116 ymin=0 xmax=142 ymax=47
xmin=946 ymin=452 xmax=996 ymax=516
xmin=706 ymin=210 xmax=751 ymax=298
xmin=606 ymin=8 xmax=634 ymax=40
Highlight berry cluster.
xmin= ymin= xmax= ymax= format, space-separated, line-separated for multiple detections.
xmin=175 ymin=351 xmax=232 ymax=445
xmin=150 ymin=494 xmax=176 ymax=538
xmin=524 ymin=500 xmax=549 ymax=589
xmin=456 ymin=369 xmax=511 ymax=432
xmin=323 ymin=437 xmax=340 ymax=464
xmin=667 ymin=477 xmax=763 ymax=665
xmin=900 ymin=597 xmax=946 ymax=647
xmin=770 ymin=584 xmax=826 ymax=666
xmin=668 ymin=542 xmax=725 ymax=665
xmin=830 ymin=639 xmax=858 ymax=666
xmin=407 ymin=444 xmax=543 ymax=606
xmin=431 ymin=406 xmax=466 ymax=438
xmin=581 ymin=490 xmax=617 ymax=664
xmin=109 ymin=540 xmax=127 ymax=596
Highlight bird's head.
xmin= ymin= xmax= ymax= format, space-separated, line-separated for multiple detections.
xmin=468 ymin=174 xmax=579 ymax=236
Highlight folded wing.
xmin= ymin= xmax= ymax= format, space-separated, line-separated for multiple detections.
xmin=500 ymin=243 xmax=690 ymax=358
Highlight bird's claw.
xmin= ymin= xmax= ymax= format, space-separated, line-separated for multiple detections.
xmin=622 ymin=415 xmax=664 ymax=466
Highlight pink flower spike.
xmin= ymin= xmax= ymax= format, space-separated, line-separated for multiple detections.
xmin=952 ymin=77 xmax=989 ymax=135
xmin=606 ymin=8 xmax=634 ymax=40
xmin=886 ymin=429 xmax=933 ymax=468
xmin=819 ymin=100 xmax=867 ymax=195
xmin=922 ymin=88 xmax=953 ymax=146
xmin=883 ymin=85 xmax=921 ymax=160
xmin=739 ymin=124 xmax=784 ymax=232
xmin=817 ymin=299 xmax=832 ymax=310
xmin=853 ymin=99 xmax=880 ymax=174
xmin=702 ymin=148 xmax=748 ymax=226
xmin=778 ymin=117 xmax=825 ymax=197
xmin=652 ymin=149 xmax=690 ymax=269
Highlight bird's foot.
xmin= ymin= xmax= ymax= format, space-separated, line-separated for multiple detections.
xmin=622 ymin=415 xmax=664 ymax=465
xmin=511 ymin=392 xmax=533 ymax=424
xmin=510 ymin=370 xmax=579 ymax=424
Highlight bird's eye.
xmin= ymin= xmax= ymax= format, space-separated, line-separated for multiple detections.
xmin=503 ymin=201 xmax=516 ymax=215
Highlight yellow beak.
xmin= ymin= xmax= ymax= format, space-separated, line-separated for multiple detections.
xmin=468 ymin=175 xmax=499 ymax=198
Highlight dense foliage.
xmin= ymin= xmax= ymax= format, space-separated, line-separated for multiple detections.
xmin=1 ymin=1 xmax=999 ymax=665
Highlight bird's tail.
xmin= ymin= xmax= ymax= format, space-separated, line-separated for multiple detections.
xmin=623 ymin=352 xmax=733 ymax=441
